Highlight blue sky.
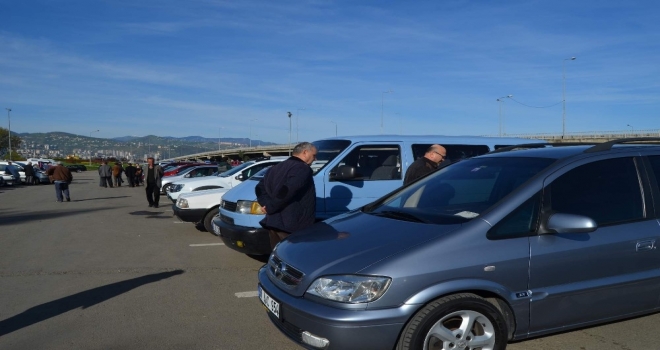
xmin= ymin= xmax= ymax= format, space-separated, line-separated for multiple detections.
xmin=2 ymin=0 xmax=659 ymax=143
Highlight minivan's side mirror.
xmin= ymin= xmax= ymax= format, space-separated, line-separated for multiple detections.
xmin=235 ymin=174 xmax=246 ymax=181
xmin=330 ymin=165 xmax=356 ymax=181
xmin=547 ymin=213 xmax=597 ymax=234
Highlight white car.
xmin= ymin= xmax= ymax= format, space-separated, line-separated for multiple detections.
xmin=166 ymin=157 xmax=286 ymax=202
xmin=172 ymin=187 xmax=231 ymax=233
xmin=0 ymin=162 xmax=26 ymax=183
xmin=160 ymin=165 xmax=218 ymax=194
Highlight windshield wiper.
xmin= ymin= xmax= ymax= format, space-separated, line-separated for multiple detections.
xmin=372 ymin=210 xmax=429 ymax=224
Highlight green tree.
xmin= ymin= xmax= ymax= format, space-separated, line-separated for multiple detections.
xmin=0 ymin=127 xmax=23 ymax=160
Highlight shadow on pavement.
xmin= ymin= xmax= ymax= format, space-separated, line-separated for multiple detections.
xmin=129 ymin=211 xmax=165 ymax=216
xmin=72 ymin=196 xmax=131 ymax=202
xmin=0 ymin=270 xmax=184 ymax=337
xmin=0 ymin=207 xmax=120 ymax=226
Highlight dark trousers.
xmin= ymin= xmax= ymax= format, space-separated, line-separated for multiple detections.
xmin=25 ymin=175 xmax=33 ymax=185
xmin=269 ymin=229 xmax=290 ymax=250
xmin=54 ymin=181 xmax=70 ymax=202
xmin=127 ymin=176 xmax=135 ymax=187
xmin=146 ymin=182 xmax=160 ymax=205
xmin=101 ymin=176 xmax=113 ymax=187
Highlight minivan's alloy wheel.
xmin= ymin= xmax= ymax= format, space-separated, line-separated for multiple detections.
xmin=397 ymin=293 xmax=507 ymax=350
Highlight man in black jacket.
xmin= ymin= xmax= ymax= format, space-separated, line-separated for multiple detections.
xmin=256 ymin=142 xmax=317 ymax=249
xmin=403 ymin=144 xmax=448 ymax=185
xmin=125 ymin=163 xmax=137 ymax=187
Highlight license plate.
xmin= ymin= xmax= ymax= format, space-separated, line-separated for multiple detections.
xmin=212 ymin=222 xmax=221 ymax=236
xmin=259 ymin=285 xmax=280 ymax=319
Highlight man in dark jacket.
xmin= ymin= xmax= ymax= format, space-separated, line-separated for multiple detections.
xmin=46 ymin=164 xmax=73 ymax=202
xmin=256 ymin=142 xmax=317 ymax=249
xmin=24 ymin=162 xmax=35 ymax=185
xmin=125 ymin=163 xmax=137 ymax=187
xmin=144 ymin=157 xmax=164 ymax=208
xmin=98 ymin=161 xmax=113 ymax=188
xmin=403 ymin=144 xmax=448 ymax=185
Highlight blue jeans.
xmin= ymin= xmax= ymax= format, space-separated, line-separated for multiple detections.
xmin=54 ymin=181 xmax=70 ymax=202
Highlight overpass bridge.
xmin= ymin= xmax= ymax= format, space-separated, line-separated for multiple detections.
xmin=169 ymin=129 xmax=660 ymax=162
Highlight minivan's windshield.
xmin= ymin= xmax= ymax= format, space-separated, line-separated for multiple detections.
xmin=365 ymin=157 xmax=555 ymax=225
xmin=249 ymin=166 xmax=271 ymax=181
xmin=218 ymin=161 xmax=254 ymax=177
xmin=311 ymin=139 xmax=351 ymax=174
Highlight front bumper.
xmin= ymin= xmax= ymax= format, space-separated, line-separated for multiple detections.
xmin=173 ymin=205 xmax=207 ymax=223
xmin=214 ymin=215 xmax=271 ymax=255
xmin=257 ymin=267 xmax=412 ymax=350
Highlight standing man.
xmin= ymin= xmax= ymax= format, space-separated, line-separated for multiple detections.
xmin=125 ymin=163 xmax=136 ymax=187
xmin=98 ymin=160 xmax=112 ymax=187
xmin=145 ymin=157 xmax=164 ymax=208
xmin=403 ymin=144 xmax=448 ymax=185
xmin=24 ymin=161 xmax=35 ymax=185
xmin=112 ymin=162 xmax=124 ymax=187
xmin=255 ymin=142 xmax=317 ymax=249
xmin=46 ymin=163 xmax=73 ymax=202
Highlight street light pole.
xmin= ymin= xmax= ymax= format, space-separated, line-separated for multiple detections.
xmin=287 ymin=112 xmax=292 ymax=156
xmin=5 ymin=108 xmax=11 ymax=160
xmin=296 ymin=108 xmax=305 ymax=143
xmin=89 ymin=129 xmax=99 ymax=166
xmin=562 ymin=57 xmax=576 ymax=138
xmin=627 ymin=124 xmax=633 ymax=137
xmin=330 ymin=121 xmax=337 ymax=137
xmin=249 ymin=119 xmax=258 ymax=147
xmin=496 ymin=95 xmax=513 ymax=137
xmin=381 ymin=89 xmax=393 ymax=134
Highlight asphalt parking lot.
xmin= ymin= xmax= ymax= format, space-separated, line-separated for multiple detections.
xmin=0 ymin=172 xmax=657 ymax=350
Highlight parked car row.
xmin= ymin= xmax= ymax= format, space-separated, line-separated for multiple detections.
xmin=0 ymin=161 xmax=52 ymax=186
xmin=166 ymin=136 xmax=660 ymax=350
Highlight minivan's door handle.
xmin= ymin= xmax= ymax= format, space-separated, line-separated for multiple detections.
xmin=636 ymin=240 xmax=656 ymax=252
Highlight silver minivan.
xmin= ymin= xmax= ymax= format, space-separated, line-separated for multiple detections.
xmin=258 ymin=139 xmax=660 ymax=350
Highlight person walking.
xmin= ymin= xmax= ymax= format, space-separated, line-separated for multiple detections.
xmin=144 ymin=157 xmax=164 ymax=208
xmin=134 ymin=164 xmax=143 ymax=186
xmin=46 ymin=163 xmax=73 ymax=202
xmin=98 ymin=161 xmax=113 ymax=187
xmin=112 ymin=162 xmax=124 ymax=187
xmin=23 ymin=161 xmax=35 ymax=185
xmin=255 ymin=142 xmax=317 ymax=249
xmin=403 ymin=144 xmax=448 ymax=185
xmin=125 ymin=163 xmax=136 ymax=187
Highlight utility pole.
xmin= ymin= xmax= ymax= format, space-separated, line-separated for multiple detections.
xmin=5 ymin=108 xmax=11 ymax=160
xmin=287 ymin=112 xmax=292 ymax=156
xmin=562 ymin=57 xmax=576 ymax=138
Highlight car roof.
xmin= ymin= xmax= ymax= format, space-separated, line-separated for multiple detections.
xmin=316 ymin=135 xmax=546 ymax=144
xmin=481 ymin=140 xmax=660 ymax=160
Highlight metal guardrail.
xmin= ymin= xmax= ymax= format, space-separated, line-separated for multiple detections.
xmin=502 ymin=129 xmax=660 ymax=140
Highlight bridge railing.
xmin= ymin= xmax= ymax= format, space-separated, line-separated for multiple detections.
xmin=502 ymin=129 xmax=660 ymax=140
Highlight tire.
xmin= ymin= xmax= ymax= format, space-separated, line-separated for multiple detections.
xmin=203 ymin=207 xmax=219 ymax=234
xmin=396 ymin=293 xmax=508 ymax=350
xmin=161 ymin=183 xmax=172 ymax=194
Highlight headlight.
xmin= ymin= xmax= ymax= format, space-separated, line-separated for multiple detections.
xmin=236 ymin=200 xmax=265 ymax=215
xmin=176 ymin=198 xmax=188 ymax=209
xmin=306 ymin=275 xmax=391 ymax=303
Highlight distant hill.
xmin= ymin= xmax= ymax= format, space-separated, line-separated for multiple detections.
xmin=16 ymin=132 xmax=277 ymax=159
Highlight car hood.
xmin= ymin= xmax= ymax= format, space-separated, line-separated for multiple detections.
xmin=271 ymin=211 xmax=461 ymax=297
xmin=221 ymin=179 xmax=259 ymax=202
xmin=171 ymin=176 xmax=231 ymax=187
xmin=179 ymin=187 xmax=230 ymax=200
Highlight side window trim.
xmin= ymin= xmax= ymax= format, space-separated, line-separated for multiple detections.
xmin=641 ymin=156 xmax=660 ymax=219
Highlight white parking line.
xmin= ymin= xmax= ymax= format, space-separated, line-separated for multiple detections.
xmin=173 ymin=221 xmax=186 ymax=223
xmin=235 ymin=291 xmax=259 ymax=298
xmin=189 ymin=243 xmax=225 ymax=247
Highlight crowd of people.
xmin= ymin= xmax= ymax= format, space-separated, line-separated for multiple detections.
xmin=97 ymin=161 xmax=144 ymax=188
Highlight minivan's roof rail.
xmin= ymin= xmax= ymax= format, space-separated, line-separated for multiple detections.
xmin=488 ymin=142 xmax=596 ymax=154
xmin=583 ymin=137 xmax=660 ymax=153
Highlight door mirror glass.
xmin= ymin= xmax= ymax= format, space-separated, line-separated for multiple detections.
xmin=330 ymin=165 xmax=356 ymax=181
xmin=184 ymin=173 xmax=191 ymax=178
xmin=547 ymin=213 xmax=597 ymax=234
xmin=235 ymin=174 xmax=246 ymax=181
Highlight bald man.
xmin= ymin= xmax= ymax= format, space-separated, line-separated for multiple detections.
xmin=404 ymin=144 xmax=447 ymax=185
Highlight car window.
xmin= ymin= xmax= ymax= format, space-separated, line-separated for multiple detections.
xmin=488 ymin=192 xmax=541 ymax=239
xmin=548 ymin=157 xmax=644 ymax=226
xmin=367 ymin=157 xmax=554 ymax=225
xmin=242 ymin=162 xmax=278 ymax=179
xmin=411 ymin=144 xmax=490 ymax=164
xmin=331 ymin=145 xmax=401 ymax=181
xmin=647 ymin=156 xmax=660 ymax=192
xmin=311 ymin=139 xmax=351 ymax=174
xmin=219 ymin=161 xmax=255 ymax=177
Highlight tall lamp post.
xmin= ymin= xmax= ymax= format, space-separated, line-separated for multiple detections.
xmin=296 ymin=108 xmax=305 ymax=143
xmin=330 ymin=121 xmax=337 ymax=137
xmin=562 ymin=57 xmax=576 ymax=138
xmin=5 ymin=108 xmax=11 ymax=160
xmin=627 ymin=124 xmax=633 ymax=137
xmin=89 ymin=129 xmax=99 ymax=165
xmin=287 ymin=112 xmax=292 ymax=156
xmin=496 ymin=95 xmax=513 ymax=137
xmin=381 ymin=89 xmax=393 ymax=134
xmin=249 ymin=118 xmax=258 ymax=147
